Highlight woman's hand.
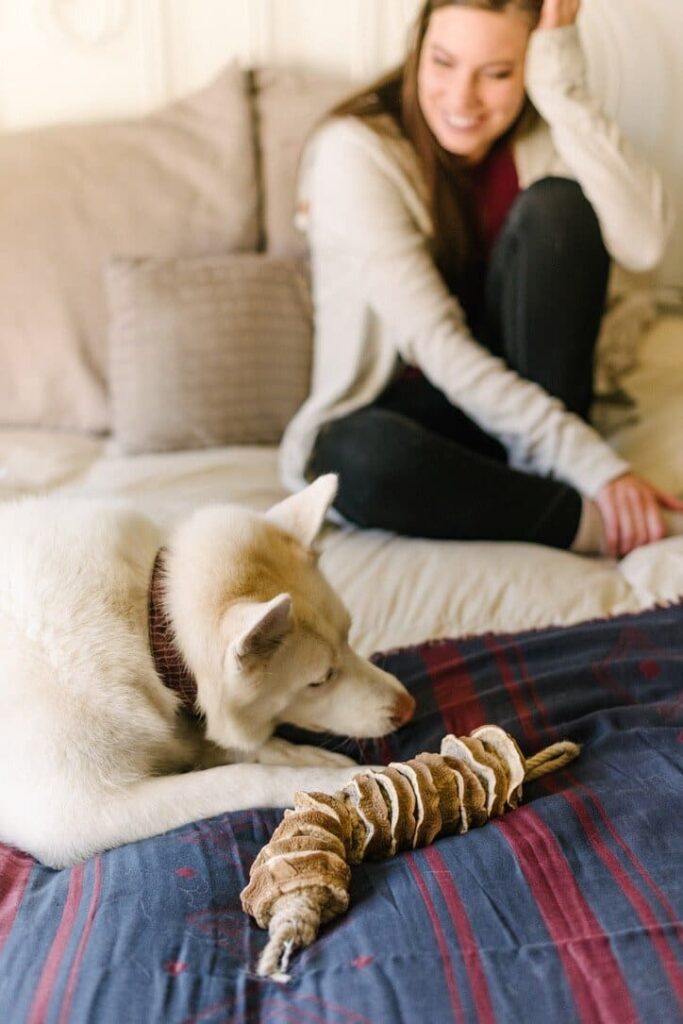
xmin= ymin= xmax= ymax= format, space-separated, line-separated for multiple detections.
xmin=537 ymin=0 xmax=581 ymax=30
xmin=595 ymin=473 xmax=683 ymax=557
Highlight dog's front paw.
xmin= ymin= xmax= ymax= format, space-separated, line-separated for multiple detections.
xmin=256 ymin=738 xmax=356 ymax=768
xmin=297 ymin=746 xmax=357 ymax=767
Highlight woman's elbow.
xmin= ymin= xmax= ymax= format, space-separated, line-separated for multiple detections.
xmin=612 ymin=223 xmax=672 ymax=273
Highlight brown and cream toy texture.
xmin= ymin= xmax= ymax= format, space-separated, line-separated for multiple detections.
xmin=241 ymin=726 xmax=580 ymax=981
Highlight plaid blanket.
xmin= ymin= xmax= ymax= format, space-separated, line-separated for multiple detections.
xmin=1 ymin=602 xmax=682 ymax=1023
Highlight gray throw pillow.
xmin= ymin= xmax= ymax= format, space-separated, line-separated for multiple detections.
xmin=106 ymin=253 xmax=313 ymax=453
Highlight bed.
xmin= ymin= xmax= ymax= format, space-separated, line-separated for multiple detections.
xmin=0 ymin=313 xmax=682 ymax=1023
xmin=1 ymin=43 xmax=682 ymax=1023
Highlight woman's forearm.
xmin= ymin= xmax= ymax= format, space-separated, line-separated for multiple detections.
xmin=525 ymin=25 xmax=674 ymax=272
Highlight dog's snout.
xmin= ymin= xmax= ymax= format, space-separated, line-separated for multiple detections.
xmin=390 ymin=691 xmax=416 ymax=729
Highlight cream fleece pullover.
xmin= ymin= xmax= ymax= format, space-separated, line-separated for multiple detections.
xmin=279 ymin=26 xmax=673 ymax=498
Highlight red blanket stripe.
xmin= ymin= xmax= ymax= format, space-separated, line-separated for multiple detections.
xmin=568 ymin=775 xmax=683 ymax=939
xmin=482 ymin=637 xmax=543 ymax=747
xmin=509 ymin=641 xmax=561 ymax=742
xmin=420 ymin=642 xmax=487 ymax=736
xmin=423 ymin=846 xmax=497 ymax=1024
xmin=406 ymin=852 xmax=465 ymax=1024
xmin=28 ymin=864 xmax=85 ymax=1024
xmin=555 ymin=785 xmax=683 ymax=1011
xmin=591 ymin=629 xmax=649 ymax=706
xmin=496 ymin=809 xmax=639 ymax=1024
xmin=505 ymin=639 xmax=683 ymax=997
xmin=58 ymin=857 xmax=103 ymax=1024
xmin=501 ymin=630 xmax=683 ymax=974
xmin=0 ymin=846 xmax=33 ymax=956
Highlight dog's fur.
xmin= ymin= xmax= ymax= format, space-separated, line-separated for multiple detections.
xmin=0 ymin=476 xmax=414 ymax=868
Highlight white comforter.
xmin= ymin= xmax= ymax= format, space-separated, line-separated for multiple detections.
xmin=1 ymin=318 xmax=682 ymax=655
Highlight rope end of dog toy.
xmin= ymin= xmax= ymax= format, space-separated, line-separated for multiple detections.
xmin=523 ymin=740 xmax=581 ymax=781
xmin=256 ymin=891 xmax=324 ymax=982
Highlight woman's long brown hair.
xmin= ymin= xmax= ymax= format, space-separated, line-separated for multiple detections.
xmin=330 ymin=0 xmax=544 ymax=297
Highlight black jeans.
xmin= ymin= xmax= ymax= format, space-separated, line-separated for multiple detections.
xmin=309 ymin=177 xmax=610 ymax=547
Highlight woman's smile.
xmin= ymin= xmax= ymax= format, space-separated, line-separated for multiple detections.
xmin=441 ymin=112 xmax=486 ymax=132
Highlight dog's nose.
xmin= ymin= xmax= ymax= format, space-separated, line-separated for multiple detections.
xmin=390 ymin=691 xmax=416 ymax=729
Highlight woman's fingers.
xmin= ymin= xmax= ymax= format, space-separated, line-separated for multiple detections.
xmin=651 ymin=486 xmax=683 ymax=512
xmin=595 ymin=488 xmax=620 ymax=556
xmin=616 ymin=492 xmax=635 ymax=556
xmin=624 ymin=487 xmax=649 ymax=553
xmin=596 ymin=473 xmax=674 ymax=556
xmin=538 ymin=0 xmax=581 ymax=30
xmin=645 ymin=498 xmax=667 ymax=544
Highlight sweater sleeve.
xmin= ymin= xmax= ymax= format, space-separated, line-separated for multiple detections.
xmin=306 ymin=120 xmax=629 ymax=498
xmin=525 ymin=25 xmax=674 ymax=273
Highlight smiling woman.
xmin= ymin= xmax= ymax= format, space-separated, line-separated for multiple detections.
xmin=279 ymin=0 xmax=681 ymax=559
xmin=417 ymin=6 xmax=532 ymax=164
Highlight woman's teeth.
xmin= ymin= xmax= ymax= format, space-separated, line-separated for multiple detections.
xmin=445 ymin=115 xmax=480 ymax=130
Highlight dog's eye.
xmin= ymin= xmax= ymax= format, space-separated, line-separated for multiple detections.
xmin=308 ymin=668 xmax=334 ymax=689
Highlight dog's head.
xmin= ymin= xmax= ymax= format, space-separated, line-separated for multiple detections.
xmin=165 ymin=476 xmax=415 ymax=754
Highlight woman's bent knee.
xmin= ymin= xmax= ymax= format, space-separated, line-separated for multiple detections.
xmin=510 ymin=176 xmax=602 ymax=240
xmin=308 ymin=409 xmax=425 ymax=529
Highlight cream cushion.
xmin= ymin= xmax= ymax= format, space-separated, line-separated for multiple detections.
xmin=0 ymin=64 xmax=258 ymax=433
xmin=106 ymin=253 xmax=313 ymax=453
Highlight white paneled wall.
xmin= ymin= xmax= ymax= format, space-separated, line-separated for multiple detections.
xmin=0 ymin=0 xmax=680 ymax=285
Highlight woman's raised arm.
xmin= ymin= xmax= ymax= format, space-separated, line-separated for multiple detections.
xmin=525 ymin=12 xmax=673 ymax=271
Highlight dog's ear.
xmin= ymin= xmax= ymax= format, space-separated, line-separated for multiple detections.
xmin=265 ymin=474 xmax=338 ymax=549
xmin=230 ymin=593 xmax=292 ymax=665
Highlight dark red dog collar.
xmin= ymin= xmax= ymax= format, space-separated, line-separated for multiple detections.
xmin=148 ymin=548 xmax=200 ymax=716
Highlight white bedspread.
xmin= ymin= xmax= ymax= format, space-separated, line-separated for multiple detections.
xmin=1 ymin=317 xmax=682 ymax=654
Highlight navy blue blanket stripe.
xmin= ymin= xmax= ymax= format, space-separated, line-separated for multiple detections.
xmin=1 ymin=602 xmax=682 ymax=1024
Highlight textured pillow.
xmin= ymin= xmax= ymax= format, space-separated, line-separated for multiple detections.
xmin=0 ymin=64 xmax=258 ymax=433
xmin=106 ymin=253 xmax=313 ymax=453
xmin=254 ymin=69 xmax=352 ymax=257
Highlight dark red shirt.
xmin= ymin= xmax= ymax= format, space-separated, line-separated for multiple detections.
xmin=470 ymin=141 xmax=520 ymax=258
xmin=401 ymin=143 xmax=520 ymax=381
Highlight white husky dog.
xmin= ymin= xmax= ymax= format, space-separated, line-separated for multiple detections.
xmin=0 ymin=475 xmax=414 ymax=868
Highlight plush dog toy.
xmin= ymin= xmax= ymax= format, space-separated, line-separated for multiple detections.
xmin=241 ymin=726 xmax=580 ymax=981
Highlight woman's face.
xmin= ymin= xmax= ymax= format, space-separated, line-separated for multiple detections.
xmin=417 ymin=5 xmax=532 ymax=164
